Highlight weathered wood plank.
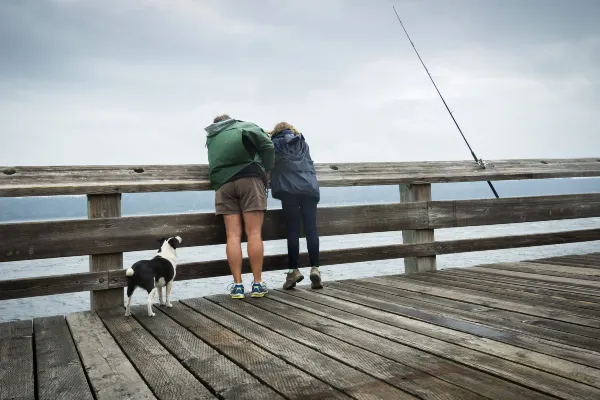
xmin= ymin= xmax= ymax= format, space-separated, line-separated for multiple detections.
xmin=208 ymin=295 xmax=483 ymax=400
xmin=33 ymin=316 xmax=94 ymax=400
xmin=277 ymin=288 xmax=600 ymax=400
xmin=181 ymin=298 xmax=418 ymax=400
xmin=130 ymin=305 xmax=283 ymax=400
xmin=96 ymin=308 xmax=215 ymax=400
xmin=160 ymin=302 xmax=350 ymax=399
xmin=0 ymin=202 xmax=427 ymax=262
xmin=0 ymin=271 xmax=108 ymax=300
xmin=478 ymin=262 xmax=600 ymax=281
xmin=428 ymin=192 xmax=600 ymax=228
xmin=341 ymin=278 xmax=600 ymax=352
xmin=4 ymin=193 xmax=600 ymax=262
xmin=0 ymin=320 xmax=34 ymax=400
xmin=364 ymin=275 xmax=600 ymax=328
xmin=2 ymin=158 xmax=600 ymax=196
xmin=251 ymin=293 xmax=553 ymax=400
xmin=65 ymin=311 xmax=156 ymax=400
xmin=404 ymin=271 xmax=600 ymax=319
xmin=400 ymin=184 xmax=436 ymax=273
xmin=467 ymin=266 xmax=600 ymax=290
xmin=3 ymin=229 xmax=600 ymax=300
xmin=88 ymin=194 xmax=123 ymax=310
xmin=328 ymin=281 xmax=600 ymax=371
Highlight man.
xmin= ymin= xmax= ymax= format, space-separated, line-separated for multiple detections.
xmin=205 ymin=114 xmax=274 ymax=298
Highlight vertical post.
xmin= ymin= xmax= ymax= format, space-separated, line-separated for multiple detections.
xmin=87 ymin=194 xmax=124 ymax=310
xmin=400 ymin=184 xmax=436 ymax=274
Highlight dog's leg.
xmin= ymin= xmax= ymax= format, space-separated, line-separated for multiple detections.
xmin=125 ymin=286 xmax=135 ymax=316
xmin=158 ymin=285 xmax=164 ymax=306
xmin=147 ymin=288 xmax=156 ymax=317
xmin=165 ymin=281 xmax=173 ymax=308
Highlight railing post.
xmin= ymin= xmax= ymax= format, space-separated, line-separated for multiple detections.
xmin=400 ymin=184 xmax=436 ymax=274
xmin=87 ymin=194 xmax=124 ymax=310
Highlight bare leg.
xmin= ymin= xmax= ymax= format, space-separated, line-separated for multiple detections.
xmin=158 ymin=286 xmax=164 ymax=306
xmin=223 ymin=214 xmax=244 ymax=283
xmin=147 ymin=288 xmax=156 ymax=317
xmin=243 ymin=211 xmax=265 ymax=283
xmin=165 ymin=281 xmax=173 ymax=308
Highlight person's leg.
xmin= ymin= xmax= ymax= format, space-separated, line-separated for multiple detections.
xmin=300 ymin=196 xmax=322 ymax=289
xmin=281 ymin=194 xmax=304 ymax=289
xmin=237 ymin=177 xmax=269 ymax=297
xmin=215 ymin=181 xmax=245 ymax=298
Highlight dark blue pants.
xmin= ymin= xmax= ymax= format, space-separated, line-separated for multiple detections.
xmin=280 ymin=194 xmax=320 ymax=269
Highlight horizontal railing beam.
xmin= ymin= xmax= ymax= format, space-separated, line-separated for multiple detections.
xmin=2 ymin=228 xmax=598 ymax=300
xmin=2 ymin=158 xmax=599 ymax=197
xmin=2 ymin=193 xmax=599 ymax=263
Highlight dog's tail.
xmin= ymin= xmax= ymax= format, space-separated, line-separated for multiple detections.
xmin=126 ymin=267 xmax=134 ymax=277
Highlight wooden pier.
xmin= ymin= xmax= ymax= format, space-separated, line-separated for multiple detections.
xmin=1 ymin=253 xmax=600 ymax=400
xmin=1 ymin=158 xmax=600 ymax=399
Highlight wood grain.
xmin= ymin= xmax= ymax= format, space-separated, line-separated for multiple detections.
xmin=65 ymin=311 xmax=156 ymax=400
xmin=400 ymin=184 xmax=436 ymax=273
xmin=88 ymin=194 xmax=123 ymax=310
xmin=0 ymin=320 xmax=34 ymax=400
xmin=2 ymin=158 xmax=600 ymax=197
xmin=33 ymin=316 xmax=94 ymax=400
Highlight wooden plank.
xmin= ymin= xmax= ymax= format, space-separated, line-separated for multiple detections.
xmin=0 ymin=271 xmax=108 ymax=301
xmin=404 ymin=271 xmax=600 ymax=319
xmin=160 ymin=302 xmax=350 ymax=400
xmin=96 ymin=308 xmax=215 ymax=400
xmin=4 ymin=228 xmax=600 ymax=300
xmin=88 ymin=194 xmax=123 ymax=310
xmin=425 ymin=269 xmax=600 ymax=311
xmin=3 ymin=158 xmax=600 ymax=197
xmin=180 ymin=298 xmax=418 ymax=400
xmin=400 ymin=184 xmax=436 ymax=273
xmin=129 ymin=305 xmax=283 ymax=400
xmin=65 ymin=311 xmax=156 ymax=400
xmin=207 ymin=295 xmax=484 ymax=400
xmin=0 ymin=320 xmax=34 ymax=400
xmin=364 ymin=275 xmax=600 ymax=328
xmin=0 ymin=202 xmax=427 ymax=262
xmin=33 ymin=316 xmax=94 ymax=400
xmin=467 ymin=266 xmax=600 ymax=290
xmin=328 ymin=281 xmax=600 ymax=371
xmin=275 ymin=288 xmax=600 ymax=400
xmin=447 ymin=268 xmax=600 ymax=298
xmin=428 ymin=193 xmax=600 ymax=228
xmin=478 ymin=262 xmax=600 ymax=281
xmin=247 ymin=294 xmax=554 ymax=400
xmin=341 ymin=278 xmax=600 ymax=352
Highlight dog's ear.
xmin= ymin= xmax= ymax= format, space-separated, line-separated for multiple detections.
xmin=167 ymin=237 xmax=180 ymax=249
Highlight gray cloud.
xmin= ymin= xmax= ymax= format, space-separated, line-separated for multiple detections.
xmin=0 ymin=0 xmax=598 ymax=166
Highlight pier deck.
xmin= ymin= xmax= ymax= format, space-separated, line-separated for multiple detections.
xmin=2 ymin=253 xmax=600 ymax=400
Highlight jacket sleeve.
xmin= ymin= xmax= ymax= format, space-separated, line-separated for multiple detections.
xmin=243 ymin=127 xmax=275 ymax=170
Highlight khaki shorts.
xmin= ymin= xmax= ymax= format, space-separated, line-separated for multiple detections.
xmin=215 ymin=176 xmax=267 ymax=215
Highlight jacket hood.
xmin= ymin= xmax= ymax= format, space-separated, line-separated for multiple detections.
xmin=272 ymin=129 xmax=301 ymax=145
xmin=205 ymin=119 xmax=237 ymax=137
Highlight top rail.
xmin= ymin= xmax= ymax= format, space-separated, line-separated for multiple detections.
xmin=2 ymin=158 xmax=600 ymax=197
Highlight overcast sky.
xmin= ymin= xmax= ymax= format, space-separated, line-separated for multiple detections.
xmin=1 ymin=0 xmax=598 ymax=166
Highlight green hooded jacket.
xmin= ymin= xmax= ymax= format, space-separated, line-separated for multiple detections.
xmin=205 ymin=119 xmax=275 ymax=191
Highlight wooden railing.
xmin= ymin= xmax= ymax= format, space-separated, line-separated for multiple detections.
xmin=2 ymin=158 xmax=600 ymax=310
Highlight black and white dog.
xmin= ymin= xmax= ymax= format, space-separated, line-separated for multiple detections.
xmin=124 ymin=236 xmax=182 ymax=317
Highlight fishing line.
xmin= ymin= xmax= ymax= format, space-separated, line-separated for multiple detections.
xmin=392 ymin=5 xmax=500 ymax=198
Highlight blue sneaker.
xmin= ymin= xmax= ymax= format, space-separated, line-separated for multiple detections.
xmin=228 ymin=283 xmax=245 ymax=299
xmin=251 ymin=282 xmax=268 ymax=298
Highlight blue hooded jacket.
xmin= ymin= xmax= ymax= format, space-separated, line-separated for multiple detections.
xmin=270 ymin=129 xmax=320 ymax=201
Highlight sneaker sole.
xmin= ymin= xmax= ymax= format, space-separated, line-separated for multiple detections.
xmin=251 ymin=292 xmax=266 ymax=298
xmin=310 ymin=274 xmax=323 ymax=289
xmin=231 ymin=294 xmax=245 ymax=299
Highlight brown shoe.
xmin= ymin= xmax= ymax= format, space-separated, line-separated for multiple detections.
xmin=309 ymin=267 xmax=323 ymax=289
xmin=283 ymin=269 xmax=304 ymax=290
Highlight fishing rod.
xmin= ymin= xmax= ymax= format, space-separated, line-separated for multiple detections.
xmin=392 ymin=6 xmax=500 ymax=198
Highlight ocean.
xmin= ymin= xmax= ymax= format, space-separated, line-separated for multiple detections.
xmin=1 ymin=179 xmax=599 ymax=322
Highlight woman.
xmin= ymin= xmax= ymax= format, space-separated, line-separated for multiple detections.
xmin=269 ymin=122 xmax=322 ymax=290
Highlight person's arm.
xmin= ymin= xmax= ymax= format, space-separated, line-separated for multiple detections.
xmin=243 ymin=127 xmax=275 ymax=170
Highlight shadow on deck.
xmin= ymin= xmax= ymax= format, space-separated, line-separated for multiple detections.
xmin=2 ymin=253 xmax=600 ymax=400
